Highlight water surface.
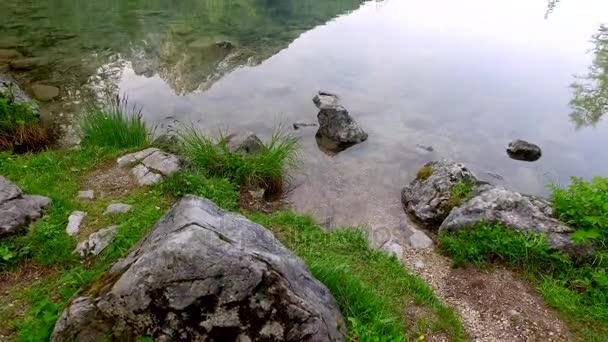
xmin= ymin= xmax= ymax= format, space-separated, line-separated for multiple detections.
xmin=2 ymin=0 xmax=608 ymax=242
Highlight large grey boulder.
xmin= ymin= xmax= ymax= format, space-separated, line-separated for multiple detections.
xmin=507 ymin=139 xmax=542 ymax=162
xmin=52 ymin=196 xmax=345 ymax=342
xmin=0 ymin=176 xmax=51 ymax=237
xmin=313 ymin=92 xmax=367 ymax=151
xmin=401 ymin=160 xmax=488 ymax=227
xmin=439 ymin=187 xmax=593 ymax=257
xmin=0 ymin=74 xmax=39 ymax=115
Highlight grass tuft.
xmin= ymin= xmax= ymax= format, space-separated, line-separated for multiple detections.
xmin=0 ymin=92 xmax=49 ymax=153
xmin=80 ymin=95 xmax=150 ymax=149
xmin=416 ymin=166 xmax=433 ymax=181
xmin=180 ymin=128 xmax=298 ymax=195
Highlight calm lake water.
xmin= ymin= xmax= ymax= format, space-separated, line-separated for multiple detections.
xmin=2 ymin=0 xmax=608 ymax=236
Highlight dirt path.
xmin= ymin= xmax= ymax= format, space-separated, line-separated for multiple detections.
xmin=400 ymin=247 xmax=571 ymax=342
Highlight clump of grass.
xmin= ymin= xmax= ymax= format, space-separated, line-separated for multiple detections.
xmin=80 ymin=95 xmax=150 ymax=148
xmin=251 ymin=212 xmax=465 ymax=341
xmin=416 ymin=166 xmax=433 ymax=181
xmin=160 ymin=171 xmax=239 ymax=210
xmin=447 ymin=180 xmax=474 ymax=207
xmin=0 ymin=92 xmax=49 ymax=153
xmin=180 ymin=128 xmax=298 ymax=195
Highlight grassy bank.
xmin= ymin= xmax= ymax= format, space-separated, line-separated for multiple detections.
xmin=439 ymin=177 xmax=608 ymax=341
xmin=0 ymin=92 xmax=49 ymax=154
xmin=0 ymin=105 xmax=464 ymax=341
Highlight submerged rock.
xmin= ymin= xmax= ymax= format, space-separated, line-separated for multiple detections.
xmin=401 ymin=160 xmax=488 ymax=227
xmin=507 ymin=139 xmax=542 ymax=162
xmin=10 ymin=57 xmax=47 ymax=70
xmin=440 ymin=187 xmax=593 ymax=257
xmin=0 ymin=176 xmax=51 ymax=237
xmin=52 ymin=196 xmax=345 ymax=341
xmin=31 ymin=84 xmax=59 ymax=101
xmin=225 ymin=132 xmax=264 ymax=155
xmin=312 ymin=91 xmax=367 ymax=152
xmin=0 ymin=49 xmax=22 ymax=62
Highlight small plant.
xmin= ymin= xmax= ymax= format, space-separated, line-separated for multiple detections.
xmin=180 ymin=128 xmax=298 ymax=195
xmin=80 ymin=94 xmax=150 ymax=148
xmin=416 ymin=166 xmax=433 ymax=181
xmin=0 ymin=92 xmax=49 ymax=153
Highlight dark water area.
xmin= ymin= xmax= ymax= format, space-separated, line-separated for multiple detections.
xmin=1 ymin=0 xmax=608 ymax=236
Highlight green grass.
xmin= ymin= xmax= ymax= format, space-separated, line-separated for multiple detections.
xmin=439 ymin=224 xmax=608 ymax=340
xmin=80 ymin=95 xmax=150 ymax=149
xmin=0 ymin=92 xmax=49 ymax=153
xmin=251 ymin=212 xmax=465 ymax=341
xmin=180 ymin=128 xmax=298 ymax=194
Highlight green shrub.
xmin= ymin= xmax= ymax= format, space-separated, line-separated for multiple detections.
xmin=550 ymin=177 xmax=608 ymax=245
xmin=80 ymin=95 xmax=150 ymax=148
xmin=0 ymin=92 xmax=49 ymax=153
xmin=180 ymin=128 xmax=298 ymax=194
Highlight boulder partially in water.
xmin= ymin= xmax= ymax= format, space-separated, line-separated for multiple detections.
xmin=52 ymin=196 xmax=345 ymax=341
xmin=313 ymin=92 xmax=367 ymax=152
xmin=0 ymin=176 xmax=51 ymax=237
xmin=401 ymin=160 xmax=488 ymax=227
xmin=225 ymin=131 xmax=264 ymax=155
xmin=507 ymin=139 xmax=542 ymax=162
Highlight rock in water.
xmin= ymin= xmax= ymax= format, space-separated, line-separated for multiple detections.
xmin=52 ymin=196 xmax=345 ymax=341
xmin=0 ymin=74 xmax=39 ymax=115
xmin=225 ymin=132 xmax=264 ymax=155
xmin=31 ymin=84 xmax=59 ymax=101
xmin=312 ymin=92 xmax=367 ymax=152
xmin=401 ymin=160 xmax=489 ymax=227
xmin=507 ymin=139 xmax=542 ymax=162
xmin=0 ymin=176 xmax=51 ymax=237
xmin=440 ymin=187 xmax=593 ymax=257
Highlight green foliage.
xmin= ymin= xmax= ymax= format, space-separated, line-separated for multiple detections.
xmin=180 ymin=128 xmax=298 ymax=194
xmin=439 ymin=224 xmax=608 ymax=339
xmin=251 ymin=212 xmax=465 ymax=341
xmin=160 ymin=171 xmax=239 ymax=210
xmin=416 ymin=166 xmax=433 ymax=181
xmin=80 ymin=95 xmax=150 ymax=149
xmin=570 ymin=25 xmax=608 ymax=128
xmin=550 ymin=177 xmax=608 ymax=246
xmin=0 ymin=92 xmax=49 ymax=153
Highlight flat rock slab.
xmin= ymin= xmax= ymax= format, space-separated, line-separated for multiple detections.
xmin=0 ymin=176 xmax=51 ymax=237
xmin=103 ymin=203 xmax=131 ymax=215
xmin=77 ymin=190 xmax=95 ymax=201
xmin=30 ymin=84 xmax=59 ymax=101
xmin=52 ymin=196 xmax=345 ymax=341
xmin=75 ymin=225 xmax=118 ymax=258
xmin=117 ymin=148 xmax=182 ymax=186
xmin=66 ymin=211 xmax=87 ymax=236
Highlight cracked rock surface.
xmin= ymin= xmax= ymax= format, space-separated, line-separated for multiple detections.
xmin=52 ymin=196 xmax=345 ymax=342
xmin=0 ymin=176 xmax=50 ymax=237
xmin=117 ymin=148 xmax=182 ymax=186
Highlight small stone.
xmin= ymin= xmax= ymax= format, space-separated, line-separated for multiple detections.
xmin=103 ymin=203 xmax=131 ymax=215
xmin=413 ymin=259 xmax=425 ymax=270
xmin=506 ymin=139 xmax=542 ymax=162
xmin=10 ymin=57 xmax=46 ymax=70
xmin=77 ymin=190 xmax=95 ymax=201
xmin=74 ymin=225 xmax=118 ymax=258
xmin=408 ymin=229 xmax=433 ymax=249
xmin=415 ymin=144 xmax=434 ymax=152
xmin=509 ymin=309 xmax=520 ymax=316
xmin=66 ymin=211 xmax=87 ymax=236
xmin=31 ymin=84 xmax=59 ymax=101
xmin=382 ymin=241 xmax=404 ymax=261
xmin=293 ymin=122 xmax=318 ymax=130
